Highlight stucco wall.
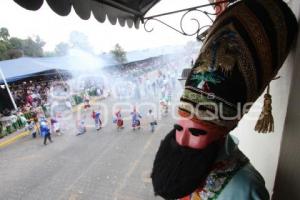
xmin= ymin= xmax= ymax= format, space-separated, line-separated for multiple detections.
xmin=272 ymin=0 xmax=300 ymax=199
xmin=231 ymin=0 xmax=299 ymax=197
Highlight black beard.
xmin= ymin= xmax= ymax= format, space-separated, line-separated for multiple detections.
xmin=151 ymin=129 xmax=221 ymax=200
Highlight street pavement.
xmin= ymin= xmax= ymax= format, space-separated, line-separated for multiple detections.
xmin=0 ymin=98 xmax=176 ymax=200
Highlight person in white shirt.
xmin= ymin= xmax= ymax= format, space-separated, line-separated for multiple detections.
xmin=148 ymin=109 xmax=157 ymax=133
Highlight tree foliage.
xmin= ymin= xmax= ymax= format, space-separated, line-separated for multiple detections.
xmin=69 ymin=31 xmax=92 ymax=52
xmin=0 ymin=28 xmax=97 ymax=61
xmin=0 ymin=27 xmax=46 ymax=61
xmin=9 ymin=37 xmax=23 ymax=49
xmin=55 ymin=42 xmax=69 ymax=56
xmin=6 ymin=49 xmax=23 ymax=59
xmin=0 ymin=27 xmax=10 ymax=41
xmin=110 ymin=43 xmax=127 ymax=64
xmin=0 ymin=41 xmax=8 ymax=60
xmin=22 ymin=36 xmax=45 ymax=57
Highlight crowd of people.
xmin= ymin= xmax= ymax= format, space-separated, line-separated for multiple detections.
xmin=75 ymin=106 xmax=158 ymax=137
xmin=1 ymin=79 xmax=68 ymax=115
xmin=107 ymin=55 xmax=192 ymax=102
xmin=0 ymin=52 xmax=195 ymax=142
xmin=21 ymin=104 xmax=159 ymax=145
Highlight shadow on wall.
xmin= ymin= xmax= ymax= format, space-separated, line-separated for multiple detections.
xmin=272 ymin=10 xmax=300 ymax=200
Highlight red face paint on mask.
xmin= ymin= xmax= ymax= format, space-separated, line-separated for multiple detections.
xmin=175 ymin=118 xmax=228 ymax=149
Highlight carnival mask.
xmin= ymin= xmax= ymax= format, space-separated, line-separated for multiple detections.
xmin=175 ymin=118 xmax=228 ymax=150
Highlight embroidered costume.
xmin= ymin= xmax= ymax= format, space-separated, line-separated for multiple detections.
xmin=40 ymin=119 xmax=52 ymax=145
xmin=180 ymin=137 xmax=269 ymax=200
xmin=92 ymin=111 xmax=102 ymax=131
xmin=131 ymin=108 xmax=142 ymax=130
xmin=114 ymin=110 xmax=124 ymax=129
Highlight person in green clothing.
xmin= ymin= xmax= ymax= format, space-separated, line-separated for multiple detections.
xmin=151 ymin=0 xmax=298 ymax=199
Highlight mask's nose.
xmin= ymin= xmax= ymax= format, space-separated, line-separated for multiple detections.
xmin=176 ymin=128 xmax=190 ymax=147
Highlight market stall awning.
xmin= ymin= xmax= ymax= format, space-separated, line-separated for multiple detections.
xmin=13 ymin=0 xmax=161 ymax=28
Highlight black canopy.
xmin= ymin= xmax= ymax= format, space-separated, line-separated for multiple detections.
xmin=13 ymin=0 xmax=161 ymax=28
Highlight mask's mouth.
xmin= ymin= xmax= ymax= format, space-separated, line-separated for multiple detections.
xmin=151 ymin=129 xmax=221 ymax=200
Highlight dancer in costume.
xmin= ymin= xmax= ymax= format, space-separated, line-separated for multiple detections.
xmin=151 ymin=0 xmax=297 ymax=199
xmin=27 ymin=119 xmax=37 ymax=138
xmin=76 ymin=118 xmax=86 ymax=136
xmin=160 ymin=99 xmax=168 ymax=117
xmin=131 ymin=107 xmax=142 ymax=130
xmin=50 ymin=115 xmax=60 ymax=135
xmin=40 ymin=119 xmax=52 ymax=145
xmin=114 ymin=109 xmax=124 ymax=129
xmin=148 ymin=109 xmax=157 ymax=133
xmin=92 ymin=110 xmax=102 ymax=131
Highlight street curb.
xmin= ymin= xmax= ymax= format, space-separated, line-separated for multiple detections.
xmin=0 ymin=130 xmax=30 ymax=149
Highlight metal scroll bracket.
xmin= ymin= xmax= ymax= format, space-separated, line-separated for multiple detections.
xmin=142 ymin=0 xmax=238 ymax=41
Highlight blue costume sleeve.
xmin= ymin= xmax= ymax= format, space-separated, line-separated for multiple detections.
xmin=219 ymin=163 xmax=270 ymax=200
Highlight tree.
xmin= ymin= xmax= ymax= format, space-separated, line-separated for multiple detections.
xmin=6 ymin=49 xmax=23 ymax=59
xmin=9 ymin=37 xmax=23 ymax=49
xmin=0 ymin=41 xmax=8 ymax=60
xmin=0 ymin=27 xmax=48 ymax=60
xmin=110 ymin=43 xmax=127 ymax=64
xmin=55 ymin=42 xmax=69 ymax=56
xmin=7 ymin=37 xmax=24 ymax=59
xmin=69 ymin=31 xmax=92 ymax=52
xmin=44 ymin=51 xmax=56 ymax=57
xmin=22 ymin=36 xmax=45 ymax=57
xmin=0 ymin=27 xmax=11 ymax=60
xmin=35 ymin=35 xmax=46 ymax=48
xmin=0 ymin=27 xmax=10 ymax=41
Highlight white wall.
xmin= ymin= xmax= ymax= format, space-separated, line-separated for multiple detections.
xmin=230 ymin=0 xmax=299 ymax=196
xmin=272 ymin=0 xmax=300 ymax=198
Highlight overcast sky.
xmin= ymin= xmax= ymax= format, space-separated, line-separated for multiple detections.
xmin=0 ymin=0 xmax=213 ymax=53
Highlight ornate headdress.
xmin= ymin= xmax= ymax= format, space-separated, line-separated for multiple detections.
xmin=179 ymin=0 xmax=298 ymax=132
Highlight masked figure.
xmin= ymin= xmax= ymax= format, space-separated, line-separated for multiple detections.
xmin=131 ymin=107 xmax=142 ymax=130
xmin=114 ymin=109 xmax=124 ymax=129
xmin=40 ymin=119 xmax=52 ymax=145
xmin=151 ymin=0 xmax=298 ymax=199
xmin=92 ymin=110 xmax=102 ymax=131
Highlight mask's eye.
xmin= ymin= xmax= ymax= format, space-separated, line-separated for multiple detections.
xmin=174 ymin=124 xmax=183 ymax=131
xmin=188 ymin=128 xmax=207 ymax=136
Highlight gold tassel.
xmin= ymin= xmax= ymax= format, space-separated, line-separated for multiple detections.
xmin=255 ymin=85 xmax=274 ymax=133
